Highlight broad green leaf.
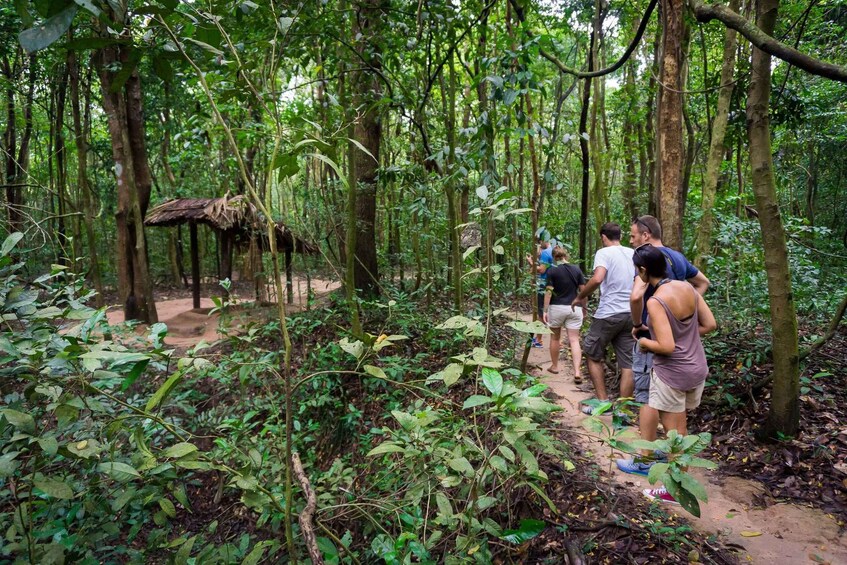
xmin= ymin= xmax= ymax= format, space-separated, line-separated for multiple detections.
xmin=277 ymin=16 xmax=294 ymax=34
xmin=462 ymin=395 xmax=493 ymax=409
xmin=661 ymin=477 xmax=700 ymax=517
xmin=19 ymin=5 xmax=78 ymax=54
xmin=1 ymin=409 xmax=35 ymax=434
xmin=448 ymin=457 xmax=474 ymax=476
xmin=364 ymin=365 xmax=387 ymax=380
xmin=435 ymin=491 xmax=453 ymax=518
xmin=476 ymin=185 xmax=489 ymax=200
xmin=501 ymin=519 xmax=545 ymax=544
xmin=647 ymin=462 xmax=669 ymax=485
xmin=174 ymin=535 xmax=197 ymax=565
xmin=436 ymin=315 xmax=475 ymax=330
xmin=241 ymin=540 xmax=272 ymax=565
xmin=498 ymin=445 xmax=515 ymax=463
xmin=159 ymin=498 xmax=177 ymax=518
xmin=34 ymin=477 xmax=74 ymax=500
xmin=36 ymin=436 xmax=57 ymax=456
xmin=521 ymin=384 xmax=548 ymax=397
xmin=185 ymin=37 xmax=223 ymax=55
xmin=163 ymin=442 xmax=198 ymax=459
xmin=481 ymin=368 xmax=503 ymax=396
xmin=391 ymin=410 xmax=417 ymax=431
xmin=476 ymin=496 xmax=497 ymax=510
xmin=366 ymin=442 xmax=405 ymax=456
xmin=463 ymin=245 xmax=480 ymax=260
xmin=0 ymin=232 xmax=23 ymax=256
xmin=441 ymin=363 xmax=464 ymax=387
xmin=66 ymin=438 xmax=99 ymax=459
xmin=97 ymin=461 xmax=141 ymax=482
xmin=0 ymin=452 xmax=20 ymax=477
xmin=507 ymin=320 xmax=552 ymax=335
xmin=489 ymin=455 xmax=508 ymax=472
xmin=338 ymin=338 xmax=364 ymax=359
xmin=687 ymin=456 xmax=718 ymax=469
xmin=146 ymin=371 xmax=183 ymax=412
xmin=492 ymin=244 xmax=504 ymax=255
xmin=679 ymin=473 xmax=709 ymax=502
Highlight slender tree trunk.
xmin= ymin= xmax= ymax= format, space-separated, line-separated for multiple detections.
xmin=693 ymin=0 xmax=739 ymax=269
xmin=55 ymin=64 xmax=70 ymax=264
xmin=657 ymin=0 xmax=686 ymax=249
xmin=577 ymin=35 xmax=594 ymax=272
xmin=646 ymin=25 xmax=661 ymax=215
xmin=350 ymin=0 xmax=384 ymax=298
xmin=97 ymin=39 xmax=158 ymax=323
xmin=746 ymin=0 xmax=800 ymax=438
xmin=69 ymin=48 xmax=104 ymax=305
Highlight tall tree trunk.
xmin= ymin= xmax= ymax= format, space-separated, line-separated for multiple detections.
xmin=69 ymin=48 xmax=104 ymax=306
xmin=657 ymin=0 xmax=686 ymax=249
xmin=693 ymin=0 xmax=739 ymax=269
xmin=622 ymin=58 xmax=639 ymax=219
xmin=350 ymin=0 xmax=384 ymax=298
xmin=646 ymin=26 xmax=661 ymax=214
xmin=97 ymin=37 xmax=158 ymax=323
xmin=577 ymin=35 xmax=594 ymax=273
xmin=3 ymin=52 xmax=35 ymax=233
xmin=746 ymin=0 xmax=800 ymax=438
xmin=55 ymin=64 xmax=70 ymax=264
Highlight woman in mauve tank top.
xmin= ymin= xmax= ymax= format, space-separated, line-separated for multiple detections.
xmin=630 ymin=244 xmax=717 ymax=504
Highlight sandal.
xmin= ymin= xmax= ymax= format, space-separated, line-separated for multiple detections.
xmin=573 ymin=375 xmax=583 ymax=385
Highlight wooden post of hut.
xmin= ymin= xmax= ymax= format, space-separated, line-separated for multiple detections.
xmin=189 ymin=221 xmax=201 ymax=309
xmin=285 ymin=248 xmax=293 ymax=304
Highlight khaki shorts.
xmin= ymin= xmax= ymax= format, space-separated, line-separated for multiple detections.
xmin=547 ymin=305 xmax=583 ymax=330
xmin=648 ymin=371 xmax=704 ymax=413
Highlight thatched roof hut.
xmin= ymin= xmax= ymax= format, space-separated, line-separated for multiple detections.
xmin=144 ymin=195 xmax=317 ymax=307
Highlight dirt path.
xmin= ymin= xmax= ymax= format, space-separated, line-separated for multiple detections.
xmin=106 ymin=277 xmax=341 ymax=349
xmin=516 ymin=312 xmax=847 ymax=564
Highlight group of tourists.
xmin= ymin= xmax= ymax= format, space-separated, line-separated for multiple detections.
xmin=531 ymin=215 xmax=717 ymax=505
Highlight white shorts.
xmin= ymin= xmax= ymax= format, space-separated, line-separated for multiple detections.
xmin=648 ymin=371 xmax=705 ymax=413
xmin=547 ymin=305 xmax=583 ymax=330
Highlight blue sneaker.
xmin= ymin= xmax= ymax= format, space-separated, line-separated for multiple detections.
xmin=531 ymin=338 xmax=543 ymax=348
xmin=615 ymin=458 xmax=655 ymax=476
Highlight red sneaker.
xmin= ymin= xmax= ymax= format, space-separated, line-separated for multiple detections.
xmin=642 ymin=487 xmax=680 ymax=505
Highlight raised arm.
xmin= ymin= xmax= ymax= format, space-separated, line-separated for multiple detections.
xmin=696 ymin=294 xmax=717 ymax=336
xmin=688 ymin=271 xmax=710 ymax=296
xmin=637 ymin=298 xmax=675 ymax=355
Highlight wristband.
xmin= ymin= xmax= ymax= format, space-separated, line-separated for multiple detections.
xmin=633 ymin=322 xmax=643 ymax=328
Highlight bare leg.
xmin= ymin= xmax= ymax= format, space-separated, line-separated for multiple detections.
xmin=566 ymin=328 xmax=582 ymax=378
xmin=658 ymin=410 xmax=687 ymax=435
xmin=620 ymin=368 xmax=634 ymax=399
xmin=587 ymin=358 xmax=607 ymax=399
xmin=549 ymin=327 xmax=562 ymax=372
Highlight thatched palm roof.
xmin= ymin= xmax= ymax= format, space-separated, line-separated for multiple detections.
xmin=144 ymin=195 xmax=317 ymax=254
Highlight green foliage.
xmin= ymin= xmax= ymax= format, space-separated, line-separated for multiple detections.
xmin=0 ymin=235 xmax=277 ymax=562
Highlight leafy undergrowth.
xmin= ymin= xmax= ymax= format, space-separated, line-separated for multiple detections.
xmin=693 ymin=323 xmax=847 ymax=524
xmin=0 ymin=236 xmax=738 ymax=565
xmin=164 ymin=291 xmax=739 ymax=563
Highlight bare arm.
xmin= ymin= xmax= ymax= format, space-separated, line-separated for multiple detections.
xmin=542 ymin=288 xmax=553 ymax=324
xmin=574 ymin=266 xmax=605 ymax=306
xmin=630 ymin=276 xmax=648 ymax=325
xmin=696 ymin=294 xmax=717 ymax=336
xmin=637 ymin=299 xmax=675 ymax=355
xmin=688 ymin=271 xmax=710 ymax=296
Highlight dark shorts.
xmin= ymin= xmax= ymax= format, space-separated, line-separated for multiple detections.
xmin=632 ymin=344 xmax=654 ymax=403
xmin=583 ymin=312 xmax=635 ymax=369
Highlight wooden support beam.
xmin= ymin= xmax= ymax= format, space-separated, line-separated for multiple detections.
xmin=285 ymin=248 xmax=293 ymax=304
xmin=190 ymin=221 xmax=200 ymax=309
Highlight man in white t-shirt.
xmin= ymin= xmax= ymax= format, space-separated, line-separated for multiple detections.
xmin=572 ymin=223 xmax=636 ymax=413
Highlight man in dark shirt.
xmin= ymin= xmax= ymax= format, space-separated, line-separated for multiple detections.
xmin=543 ymin=246 xmax=586 ymax=379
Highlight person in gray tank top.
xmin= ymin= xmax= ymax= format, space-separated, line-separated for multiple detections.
xmin=619 ymin=244 xmax=717 ymax=505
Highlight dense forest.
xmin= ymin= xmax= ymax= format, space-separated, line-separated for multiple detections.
xmin=1 ymin=0 xmax=846 ymax=562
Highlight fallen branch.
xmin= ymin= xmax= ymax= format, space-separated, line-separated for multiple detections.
xmin=292 ymin=452 xmax=323 ymax=565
